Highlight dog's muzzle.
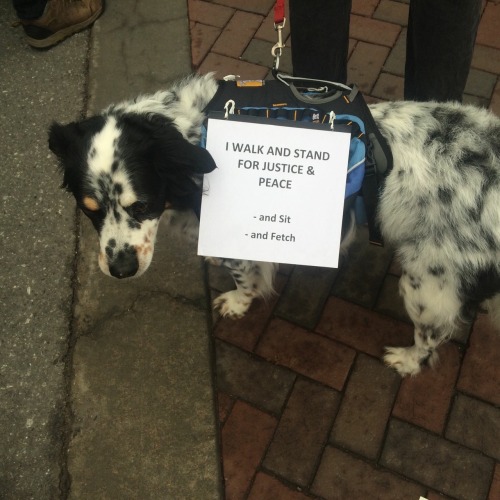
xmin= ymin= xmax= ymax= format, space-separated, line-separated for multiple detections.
xmin=108 ymin=246 xmax=139 ymax=279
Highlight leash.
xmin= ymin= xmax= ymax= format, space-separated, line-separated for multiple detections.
xmin=271 ymin=0 xmax=286 ymax=74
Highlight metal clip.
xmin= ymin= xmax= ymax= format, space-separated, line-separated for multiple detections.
xmin=271 ymin=18 xmax=286 ymax=71
xmin=329 ymin=111 xmax=336 ymax=130
xmin=224 ymin=100 xmax=235 ymax=118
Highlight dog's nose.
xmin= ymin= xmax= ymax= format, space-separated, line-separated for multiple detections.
xmin=109 ymin=247 xmax=139 ymax=279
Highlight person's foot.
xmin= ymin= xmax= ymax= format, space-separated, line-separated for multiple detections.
xmin=19 ymin=0 xmax=103 ymax=49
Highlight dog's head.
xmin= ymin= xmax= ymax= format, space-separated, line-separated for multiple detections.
xmin=49 ymin=112 xmax=216 ymax=278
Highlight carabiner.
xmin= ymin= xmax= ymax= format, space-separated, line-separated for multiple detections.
xmin=271 ymin=18 xmax=286 ymax=58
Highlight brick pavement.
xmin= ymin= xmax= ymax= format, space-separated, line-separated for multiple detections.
xmin=189 ymin=1 xmax=500 ymax=498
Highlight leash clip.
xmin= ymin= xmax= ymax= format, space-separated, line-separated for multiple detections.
xmin=271 ymin=18 xmax=286 ymax=71
xmin=224 ymin=100 xmax=235 ymax=118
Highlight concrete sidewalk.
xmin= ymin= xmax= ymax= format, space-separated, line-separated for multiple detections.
xmin=1 ymin=1 xmax=220 ymax=498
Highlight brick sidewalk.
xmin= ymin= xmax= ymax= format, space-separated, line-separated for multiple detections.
xmin=188 ymin=1 xmax=500 ymax=499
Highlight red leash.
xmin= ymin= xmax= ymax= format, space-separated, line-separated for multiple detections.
xmin=274 ymin=0 xmax=285 ymax=25
xmin=272 ymin=0 xmax=286 ymax=72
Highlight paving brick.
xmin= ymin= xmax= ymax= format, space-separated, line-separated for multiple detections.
xmin=476 ymin=2 xmax=500 ymax=50
xmin=243 ymin=38 xmax=292 ymax=75
xmin=190 ymin=23 xmax=221 ymax=68
xmin=371 ymin=71 xmax=405 ymax=100
xmin=256 ymin=318 xmax=356 ymax=390
xmin=312 ymin=446 xmax=425 ymax=499
xmin=330 ymin=226 xmax=393 ymax=307
xmin=457 ymin=313 xmax=500 ymax=406
xmin=331 ymin=354 xmax=400 ymax=459
xmin=188 ymin=0 xmax=234 ymax=27
xmin=374 ymin=0 xmax=409 ymax=26
xmin=350 ymin=14 xmax=401 ymax=47
xmin=222 ymin=400 xmax=277 ymax=500
xmin=472 ymin=44 xmax=500 ymax=75
xmin=275 ymin=265 xmax=338 ymax=329
xmin=426 ymin=492 xmax=455 ymax=500
xmin=465 ymin=68 xmax=497 ymax=99
xmin=489 ymin=463 xmax=500 ymax=500
xmin=213 ymin=0 xmax=275 ymax=16
xmin=347 ymin=41 xmax=391 ymax=94
xmin=263 ymin=379 xmax=340 ymax=487
xmin=215 ymin=340 xmax=295 ymax=414
xmin=248 ymin=472 xmax=311 ymax=500
xmin=393 ymin=343 xmax=461 ymax=434
xmin=316 ymin=296 xmax=414 ymax=358
xmin=381 ymin=419 xmax=495 ymax=500
xmin=446 ymin=393 xmax=500 ymax=461
xmin=212 ymin=11 xmax=264 ymax=58
xmin=218 ymin=392 xmax=234 ymax=424
xmin=214 ymin=274 xmax=286 ymax=352
xmin=352 ymin=0 xmax=379 ymax=16
xmin=198 ymin=53 xmax=269 ymax=80
xmin=383 ymin=28 xmax=406 ymax=77
xmin=464 ymin=93 xmax=490 ymax=108
xmin=489 ymin=79 xmax=500 ymax=116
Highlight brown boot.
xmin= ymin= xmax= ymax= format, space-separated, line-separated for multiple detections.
xmin=20 ymin=0 xmax=103 ymax=49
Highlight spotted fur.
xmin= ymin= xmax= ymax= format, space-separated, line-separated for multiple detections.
xmin=49 ymin=74 xmax=500 ymax=376
xmin=371 ymin=100 xmax=500 ymax=375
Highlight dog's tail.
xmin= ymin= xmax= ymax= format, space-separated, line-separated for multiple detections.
xmin=173 ymin=72 xmax=219 ymax=115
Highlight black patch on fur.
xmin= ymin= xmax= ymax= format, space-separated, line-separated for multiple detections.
xmin=428 ymin=265 xmax=445 ymax=276
xmin=437 ymin=187 xmax=454 ymax=204
xmin=127 ymin=218 xmax=141 ymax=230
xmin=409 ymin=275 xmax=421 ymax=290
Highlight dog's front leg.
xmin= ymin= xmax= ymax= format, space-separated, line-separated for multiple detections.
xmin=209 ymin=259 xmax=277 ymax=319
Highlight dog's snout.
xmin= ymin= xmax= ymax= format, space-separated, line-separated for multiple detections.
xmin=108 ymin=246 xmax=139 ymax=279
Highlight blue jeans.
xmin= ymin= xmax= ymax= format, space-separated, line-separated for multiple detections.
xmin=289 ymin=0 xmax=482 ymax=102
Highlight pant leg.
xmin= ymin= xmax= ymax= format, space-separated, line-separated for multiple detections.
xmin=404 ymin=0 xmax=482 ymax=102
xmin=12 ymin=0 xmax=47 ymax=19
xmin=289 ymin=0 xmax=352 ymax=83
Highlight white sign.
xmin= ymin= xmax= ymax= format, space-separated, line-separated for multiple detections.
xmin=198 ymin=117 xmax=351 ymax=268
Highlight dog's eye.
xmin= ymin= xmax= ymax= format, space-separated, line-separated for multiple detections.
xmin=128 ymin=201 xmax=149 ymax=219
xmin=131 ymin=201 xmax=147 ymax=213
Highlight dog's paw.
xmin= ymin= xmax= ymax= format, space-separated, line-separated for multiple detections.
xmin=213 ymin=291 xmax=251 ymax=319
xmin=384 ymin=346 xmax=423 ymax=377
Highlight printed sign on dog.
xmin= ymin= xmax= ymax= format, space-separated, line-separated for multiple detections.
xmin=198 ymin=116 xmax=350 ymax=268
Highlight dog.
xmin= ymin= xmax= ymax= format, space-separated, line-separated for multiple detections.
xmin=49 ymin=73 xmax=500 ymax=377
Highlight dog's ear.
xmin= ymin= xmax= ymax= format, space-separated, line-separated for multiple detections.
xmin=48 ymin=116 xmax=106 ymax=159
xmin=48 ymin=122 xmax=77 ymax=159
xmin=160 ymin=132 xmax=217 ymax=175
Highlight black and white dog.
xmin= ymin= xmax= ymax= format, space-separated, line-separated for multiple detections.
xmin=49 ymin=73 xmax=500 ymax=376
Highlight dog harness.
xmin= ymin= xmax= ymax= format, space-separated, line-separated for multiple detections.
xmin=202 ymin=75 xmax=393 ymax=245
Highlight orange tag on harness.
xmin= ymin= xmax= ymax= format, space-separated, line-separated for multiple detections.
xmin=236 ymin=80 xmax=265 ymax=87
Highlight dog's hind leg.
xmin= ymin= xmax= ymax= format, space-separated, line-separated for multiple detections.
xmin=211 ymin=260 xmax=278 ymax=319
xmin=384 ymin=267 xmax=462 ymax=376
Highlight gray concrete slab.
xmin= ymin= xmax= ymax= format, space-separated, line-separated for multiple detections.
xmin=69 ymin=1 xmax=221 ymax=498
xmin=1 ymin=4 xmax=89 ymax=498
xmin=1 ymin=0 xmax=221 ymax=498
